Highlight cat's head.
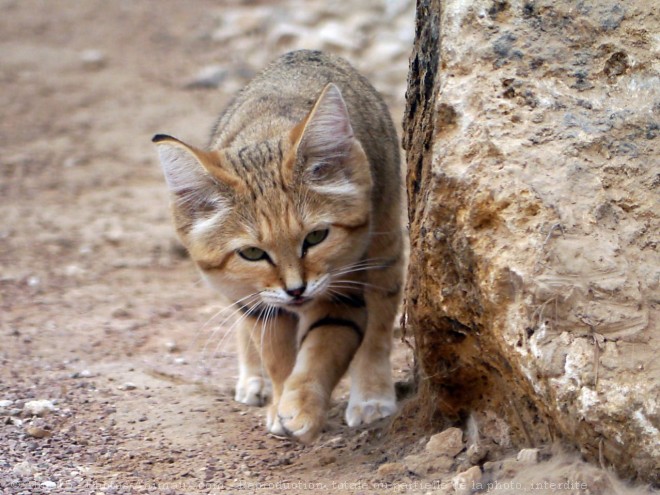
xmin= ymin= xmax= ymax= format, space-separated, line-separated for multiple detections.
xmin=154 ymin=84 xmax=373 ymax=311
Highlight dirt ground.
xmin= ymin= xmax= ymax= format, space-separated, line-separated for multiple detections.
xmin=1 ymin=1 xmax=425 ymax=494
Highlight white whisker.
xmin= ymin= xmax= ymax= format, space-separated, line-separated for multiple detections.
xmin=209 ymin=307 xmax=253 ymax=363
xmin=260 ymin=306 xmax=273 ymax=378
xmin=329 ymin=257 xmax=392 ymax=277
xmin=195 ymin=292 xmax=262 ymax=370
xmin=329 ymin=280 xmax=385 ymax=291
xmin=208 ymin=295 xmax=270 ymax=363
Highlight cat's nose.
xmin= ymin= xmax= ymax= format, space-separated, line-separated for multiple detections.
xmin=285 ymin=284 xmax=307 ymax=298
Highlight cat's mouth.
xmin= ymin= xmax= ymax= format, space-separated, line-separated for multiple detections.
xmin=287 ymin=297 xmax=312 ymax=307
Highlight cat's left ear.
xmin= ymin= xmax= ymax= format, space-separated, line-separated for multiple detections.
xmin=288 ymin=83 xmax=371 ymax=193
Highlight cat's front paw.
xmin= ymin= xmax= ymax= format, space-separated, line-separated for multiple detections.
xmin=234 ymin=376 xmax=271 ymax=406
xmin=266 ymin=403 xmax=288 ymax=437
xmin=275 ymin=386 xmax=327 ymax=443
xmin=345 ymin=393 xmax=397 ymax=427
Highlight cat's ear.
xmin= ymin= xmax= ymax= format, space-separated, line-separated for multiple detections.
xmin=288 ymin=84 xmax=370 ymax=194
xmin=152 ymin=134 xmax=239 ymax=207
xmin=293 ymin=83 xmax=354 ymax=164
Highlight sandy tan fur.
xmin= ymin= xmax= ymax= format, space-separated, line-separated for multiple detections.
xmin=154 ymin=50 xmax=404 ymax=442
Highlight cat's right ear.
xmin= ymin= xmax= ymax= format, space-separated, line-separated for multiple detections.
xmin=152 ymin=134 xmax=239 ymax=207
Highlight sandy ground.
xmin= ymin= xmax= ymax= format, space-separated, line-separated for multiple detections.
xmin=0 ymin=1 xmax=424 ymax=493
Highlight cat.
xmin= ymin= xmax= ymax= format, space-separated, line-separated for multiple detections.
xmin=153 ymin=50 xmax=404 ymax=443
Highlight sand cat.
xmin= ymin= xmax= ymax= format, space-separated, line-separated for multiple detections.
xmin=153 ymin=50 xmax=404 ymax=443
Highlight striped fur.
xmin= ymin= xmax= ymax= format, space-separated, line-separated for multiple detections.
xmin=154 ymin=50 xmax=404 ymax=443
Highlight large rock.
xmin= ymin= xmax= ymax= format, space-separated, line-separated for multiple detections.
xmin=403 ymin=0 xmax=658 ymax=483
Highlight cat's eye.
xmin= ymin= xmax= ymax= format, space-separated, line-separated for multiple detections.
xmin=238 ymin=247 xmax=269 ymax=262
xmin=302 ymin=229 xmax=329 ymax=254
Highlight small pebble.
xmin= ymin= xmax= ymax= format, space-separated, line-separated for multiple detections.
xmin=377 ymin=462 xmax=406 ymax=477
xmin=185 ymin=65 xmax=228 ymax=89
xmin=119 ymin=382 xmax=137 ymax=391
xmin=404 ymin=452 xmax=453 ymax=476
xmin=453 ymin=466 xmax=482 ymax=495
xmin=64 ymin=264 xmax=85 ymax=277
xmin=71 ymin=369 xmax=93 ymax=379
xmin=323 ymin=435 xmax=345 ymax=447
xmin=80 ymin=49 xmax=107 ymax=69
xmin=23 ymin=399 xmax=56 ymax=417
xmin=12 ymin=460 xmax=35 ymax=476
xmin=517 ymin=447 xmax=540 ymax=463
xmin=426 ymin=427 xmax=465 ymax=457
xmin=111 ymin=307 xmax=132 ymax=318
xmin=42 ymin=480 xmax=57 ymax=488
xmin=26 ymin=426 xmax=51 ymax=438
xmin=165 ymin=341 xmax=180 ymax=353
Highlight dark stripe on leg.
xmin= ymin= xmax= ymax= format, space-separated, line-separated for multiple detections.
xmin=301 ymin=316 xmax=363 ymax=345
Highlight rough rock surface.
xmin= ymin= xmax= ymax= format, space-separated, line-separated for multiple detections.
xmin=425 ymin=427 xmax=465 ymax=457
xmin=403 ymin=0 xmax=659 ymax=484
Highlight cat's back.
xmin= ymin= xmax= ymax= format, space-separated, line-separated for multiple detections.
xmin=210 ymin=51 xmax=400 ymax=194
